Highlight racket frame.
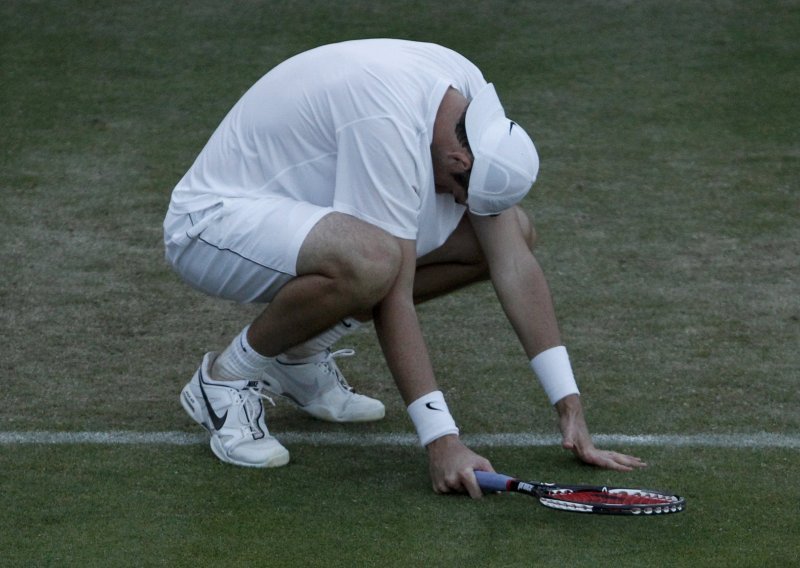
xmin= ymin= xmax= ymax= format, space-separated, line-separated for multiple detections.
xmin=475 ymin=471 xmax=685 ymax=515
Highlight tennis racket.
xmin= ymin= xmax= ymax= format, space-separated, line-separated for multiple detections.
xmin=475 ymin=471 xmax=685 ymax=515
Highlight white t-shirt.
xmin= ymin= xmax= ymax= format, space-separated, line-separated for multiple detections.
xmin=168 ymin=39 xmax=488 ymax=256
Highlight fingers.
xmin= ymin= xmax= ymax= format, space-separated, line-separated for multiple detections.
xmin=605 ymin=451 xmax=647 ymax=470
xmin=575 ymin=447 xmax=648 ymax=472
xmin=433 ymin=464 xmax=494 ymax=499
xmin=597 ymin=455 xmax=635 ymax=472
xmin=560 ymin=427 xmax=647 ymax=472
xmin=427 ymin=436 xmax=494 ymax=499
xmin=431 ymin=471 xmax=480 ymax=498
xmin=462 ymin=469 xmax=484 ymax=499
xmin=464 ymin=457 xmax=495 ymax=498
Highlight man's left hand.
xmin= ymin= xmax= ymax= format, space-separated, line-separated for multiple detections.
xmin=555 ymin=394 xmax=647 ymax=471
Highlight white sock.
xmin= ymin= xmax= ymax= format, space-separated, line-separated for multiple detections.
xmin=279 ymin=318 xmax=362 ymax=364
xmin=211 ymin=325 xmax=272 ymax=381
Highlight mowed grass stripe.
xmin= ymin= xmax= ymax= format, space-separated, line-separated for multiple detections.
xmin=2 ymin=431 xmax=798 ymax=448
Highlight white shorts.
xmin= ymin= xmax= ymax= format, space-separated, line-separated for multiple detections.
xmin=164 ymin=197 xmax=333 ymax=303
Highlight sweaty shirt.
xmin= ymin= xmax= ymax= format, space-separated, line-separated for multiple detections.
xmin=168 ymin=39 xmax=488 ymax=256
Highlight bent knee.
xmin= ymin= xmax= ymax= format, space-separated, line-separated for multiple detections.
xmin=347 ymin=230 xmax=402 ymax=300
xmin=328 ymin=235 xmax=401 ymax=312
xmin=298 ymin=213 xmax=401 ymax=306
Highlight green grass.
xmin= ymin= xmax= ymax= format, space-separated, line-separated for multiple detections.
xmin=1 ymin=0 xmax=798 ymax=566
xmin=3 ymin=445 xmax=799 ymax=567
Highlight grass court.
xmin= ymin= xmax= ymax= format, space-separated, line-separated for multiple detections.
xmin=1 ymin=1 xmax=798 ymax=565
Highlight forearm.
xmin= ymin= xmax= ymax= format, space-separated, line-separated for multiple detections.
xmin=373 ymin=292 xmax=438 ymax=404
xmin=496 ymin=262 xmax=580 ymax=404
xmin=372 ymin=238 xmax=464 ymax=451
xmin=470 ymin=210 xmax=562 ymax=359
xmin=373 ymin=238 xmax=439 ymax=405
xmin=470 ymin=212 xmax=578 ymax=403
xmin=491 ymin=250 xmax=562 ymax=359
xmin=373 ymin=262 xmax=460 ymax=447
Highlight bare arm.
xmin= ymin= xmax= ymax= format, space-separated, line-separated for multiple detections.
xmin=469 ymin=209 xmax=561 ymax=358
xmin=373 ymin=238 xmax=493 ymax=497
xmin=469 ymin=209 xmax=645 ymax=471
xmin=372 ymin=239 xmax=437 ymax=403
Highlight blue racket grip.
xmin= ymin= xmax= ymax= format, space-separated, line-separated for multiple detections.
xmin=475 ymin=471 xmax=515 ymax=493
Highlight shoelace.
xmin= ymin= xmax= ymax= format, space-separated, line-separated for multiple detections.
xmin=321 ymin=349 xmax=356 ymax=392
xmin=231 ymin=382 xmax=277 ymax=444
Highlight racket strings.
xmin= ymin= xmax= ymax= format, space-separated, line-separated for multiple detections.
xmin=550 ymin=490 xmax=675 ymax=506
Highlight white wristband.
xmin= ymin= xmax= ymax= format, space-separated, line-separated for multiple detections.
xmin=530 ymin=346 xmax=580 ymax=405
xmin=407 ymin=391 xmax=459 ymax=447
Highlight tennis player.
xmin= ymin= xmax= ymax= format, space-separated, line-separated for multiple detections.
xmin=163 ymin=39 xmax=645 ymax=498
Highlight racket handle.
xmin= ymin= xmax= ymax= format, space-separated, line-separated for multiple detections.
xmin=475 ymin=471 xmax=515 ymax=493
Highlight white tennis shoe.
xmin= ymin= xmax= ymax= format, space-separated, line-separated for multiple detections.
xmin=181 ymin=352 xmax=290 ymax=468
xmin=261 ymin=349 xmax=385 ymax=423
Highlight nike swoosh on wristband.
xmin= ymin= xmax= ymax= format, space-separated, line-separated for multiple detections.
xmin=425 ymin=402 xmax=444 ymax=412
xmin=198 ymin=371 xmax=228 ymax=431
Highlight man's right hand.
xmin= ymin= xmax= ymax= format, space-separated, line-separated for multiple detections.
xmin=426 ymin=434 xmax=494 ymax=499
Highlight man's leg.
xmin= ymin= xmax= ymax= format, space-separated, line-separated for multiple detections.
xmin=245 ymin=211 xmax=401 ymax=355
xmin=246 ymin=212 xmax=399 ymax=423
xmin=172 ymin=207 xmax=400 ymax=466
xmin=246 ymin=205 xmax=534 ymax=354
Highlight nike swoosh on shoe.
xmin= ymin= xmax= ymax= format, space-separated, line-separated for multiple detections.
xmin=198 ymin=368 xmax=228 ymax=431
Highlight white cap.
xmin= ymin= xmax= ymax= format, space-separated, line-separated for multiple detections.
xmin=465 ymin=83 xmax=539 ymax=216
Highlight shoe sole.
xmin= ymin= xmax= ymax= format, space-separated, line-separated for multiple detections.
xmin=301 ymin=403 xmax=385 ymax=423
xmin=210 ymin=437 xmax=290 ymax=468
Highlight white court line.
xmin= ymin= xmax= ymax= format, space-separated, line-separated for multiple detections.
xmin=0 ymin=431 xmax=798 ymax=448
